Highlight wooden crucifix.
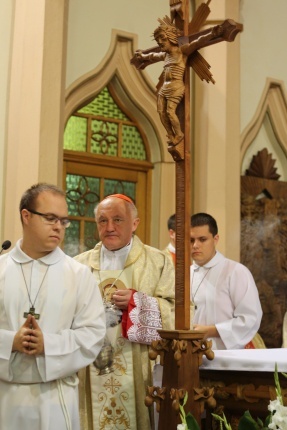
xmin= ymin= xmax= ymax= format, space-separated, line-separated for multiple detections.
xmin=131 ymin=1 xmax=242 ymax=428
xmin=131 ymin=0 xmax=242 ymax=330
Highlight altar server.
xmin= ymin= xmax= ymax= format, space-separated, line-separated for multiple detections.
xmin=190 ymin=212 xmax=263 ymax=350
xmin=75 ymin=194 xmax=175 ymax=430
xmin=0 ymin=183 xmax=105 ymax=430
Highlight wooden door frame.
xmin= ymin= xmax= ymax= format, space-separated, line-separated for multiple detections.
xmin=63 ymin=151 xmax=153 ymax=245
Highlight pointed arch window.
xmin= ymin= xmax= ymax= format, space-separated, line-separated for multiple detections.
xmin=64 ymin=86 xmax=147 ymax=160
xmin=63 ymin=84 xmax=152 ymax=256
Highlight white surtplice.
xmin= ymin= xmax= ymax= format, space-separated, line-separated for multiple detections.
xmin=0 ymin=239 xmax=106 ymax=430
xmin=191 ymin=251 xmax=262 ymax=350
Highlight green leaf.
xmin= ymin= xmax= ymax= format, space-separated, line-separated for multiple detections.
xmin=183 ymin=391 xmax=188 ymax=407
xmin=186 ymin=412 xmax=201 ymax=430
xmin=211 ymin=413 xmax=224 ymax=422
xmin=211 ymin=412 xmax=232 ymax=429
xmin=274 ymin=363 xmax=283 ymax=404
xmin=238 ymin=411 xmax=259 ymax=430
xmin=179 ymin=412 xmax=185 ymax=423
xmin=264 ymin=413 xmax=272 ymax=426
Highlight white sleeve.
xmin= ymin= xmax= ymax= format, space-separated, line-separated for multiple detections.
xmin=216 ymin=264 xmax=262 ymax=349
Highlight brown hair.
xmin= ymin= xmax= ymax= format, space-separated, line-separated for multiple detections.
xmin=19 ymin=183 xmax=66 ymax=222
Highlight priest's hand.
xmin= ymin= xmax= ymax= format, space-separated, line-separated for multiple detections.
xmin=193 ymin=324 xmax=219 ymax=339
xmin=12 ymin=315 xmax=45 ymax=356
xmin=112 ymin=289 xmax=133 ymax=310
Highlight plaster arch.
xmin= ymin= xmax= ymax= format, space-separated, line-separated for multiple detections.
xmin=241 ymin=79 xmax=287 ymax=180
xmin=64 ymin=29 xmax=171 ymax=164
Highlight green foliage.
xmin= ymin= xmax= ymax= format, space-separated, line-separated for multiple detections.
xmin=274 ymin=362 xmax=283 ymax=404
xmin=211 ymin=412 xmax=232 ymax=430
xmin=238 ymin=411 xmax=270 ymax=430
xmin=179 ymin=392 xmax=201 ymax=430
xmin=186 ymin=412 xmax=201 ymax=430
xmin=212 ymin=410 xmax=272 ymax=430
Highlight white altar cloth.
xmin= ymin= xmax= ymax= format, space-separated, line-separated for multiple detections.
xmin=200 ymin=348 xmax=287 ymax=372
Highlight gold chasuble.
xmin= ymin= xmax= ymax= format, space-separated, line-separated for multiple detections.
xmin=76 ymin=235 xmax=175 ymax=430
xmin=93 ymin=267 xmax=141 ymax=429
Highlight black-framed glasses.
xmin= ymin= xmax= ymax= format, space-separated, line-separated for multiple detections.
xmin=27 ymin=209 xmax=71 ymax=228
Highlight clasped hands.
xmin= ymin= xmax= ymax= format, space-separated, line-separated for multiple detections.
xmin=12 ymin=314 xmax=44 ymax=356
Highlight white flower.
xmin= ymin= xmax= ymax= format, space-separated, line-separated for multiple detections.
xmin=177 ymin=425 xmax=187 ymax=430
xmin=268 ymin=401 xmax=287 ymax=430
xmin=268 ymin=398 xmax=281 ymax=413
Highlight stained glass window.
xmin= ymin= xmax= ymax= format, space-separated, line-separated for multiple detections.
xmin=64 ymin=87 xmax=147 ymax=160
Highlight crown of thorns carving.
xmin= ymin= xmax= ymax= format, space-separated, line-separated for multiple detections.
xmin=153 ymin=15 xmax=182 ymax=44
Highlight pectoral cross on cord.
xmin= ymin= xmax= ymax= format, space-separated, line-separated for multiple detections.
xmin=21 ymin=264 xmax=49 ymax=320
xmin=23 ymin=306 xmax=40 ymax=320
xmin=192 ymin=268 xmax=211 ymax=309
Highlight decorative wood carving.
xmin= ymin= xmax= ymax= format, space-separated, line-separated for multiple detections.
xmin=200 ymin=369 xmax=287 ymax=430
xmin=148 ymin=330 xmax=214 ymax=428
xmin=149 ymin=337 xmax=214 ymax=367
xmin=194 ymin=386 xmax=216 ymax=410
xmin=241 ymin=148 xmax=287 ymax=348
xmin=245 ymin=148 xmax=280 ymax=180
xmin=144 ymin=386 xmax=166 ymax=412
xmin=148 ymin=338 xmax=170 ymax=366
xmin=170 ymin=387 xmax=187 ymax=412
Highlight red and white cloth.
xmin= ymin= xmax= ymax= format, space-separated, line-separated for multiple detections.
xmin=122 ymin=290 xmax=162 ymax=344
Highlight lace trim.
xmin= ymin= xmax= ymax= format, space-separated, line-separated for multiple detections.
xmin=127 ymin=292 xmax=162 ymax=344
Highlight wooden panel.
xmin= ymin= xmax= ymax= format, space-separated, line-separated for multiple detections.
xmin=241 ymin=175 xmax=287 ymax=348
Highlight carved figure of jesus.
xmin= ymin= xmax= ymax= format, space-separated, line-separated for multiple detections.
xmin=135 ymin=18 xmax=223 ymax=147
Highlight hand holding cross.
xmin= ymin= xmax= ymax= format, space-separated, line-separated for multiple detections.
xmin=12 ymin=314 xmax=45 ymax=356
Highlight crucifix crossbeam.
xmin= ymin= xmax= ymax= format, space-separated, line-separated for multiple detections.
xmin=131 ymin=18 xmax=242 ymax=82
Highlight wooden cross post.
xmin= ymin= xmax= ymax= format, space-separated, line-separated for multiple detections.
xmin=131 ymin=1 xmax=242 ymax=427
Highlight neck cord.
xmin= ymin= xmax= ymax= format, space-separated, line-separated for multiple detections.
xmin=192 ymin=267 xmax=211 ymax=306
xmin=98 ymin=267 xmax=125 ymax=303
xmin=21 ymin=263 xmax=49 ymax=310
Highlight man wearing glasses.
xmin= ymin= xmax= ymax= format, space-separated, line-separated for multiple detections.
xmin=0 ymin=183 xmax=106 ymax=430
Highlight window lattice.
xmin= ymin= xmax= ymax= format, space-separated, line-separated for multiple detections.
xmin=64 ymin=173 xmax=136 ymax=256
xmin=64 ymin=87 xmax=146 ymax=160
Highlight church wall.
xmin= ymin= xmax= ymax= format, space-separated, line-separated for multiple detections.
xmin=1 ymin=0 xmax=68 ymax=245
xmin=240 ymin=0 xmax=287 ymax=182
xmin=192 ymin=1 xmax=241 ymax=259
xmin=1 ymin=0 xmax=287 ymax=254
xmin=66 ymin=0 xmax=167 ymax=89
xmin=240 ymin=0 xmax=287 ymax=134
xmin=0 ymin=0 xmax=14 ymax=237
